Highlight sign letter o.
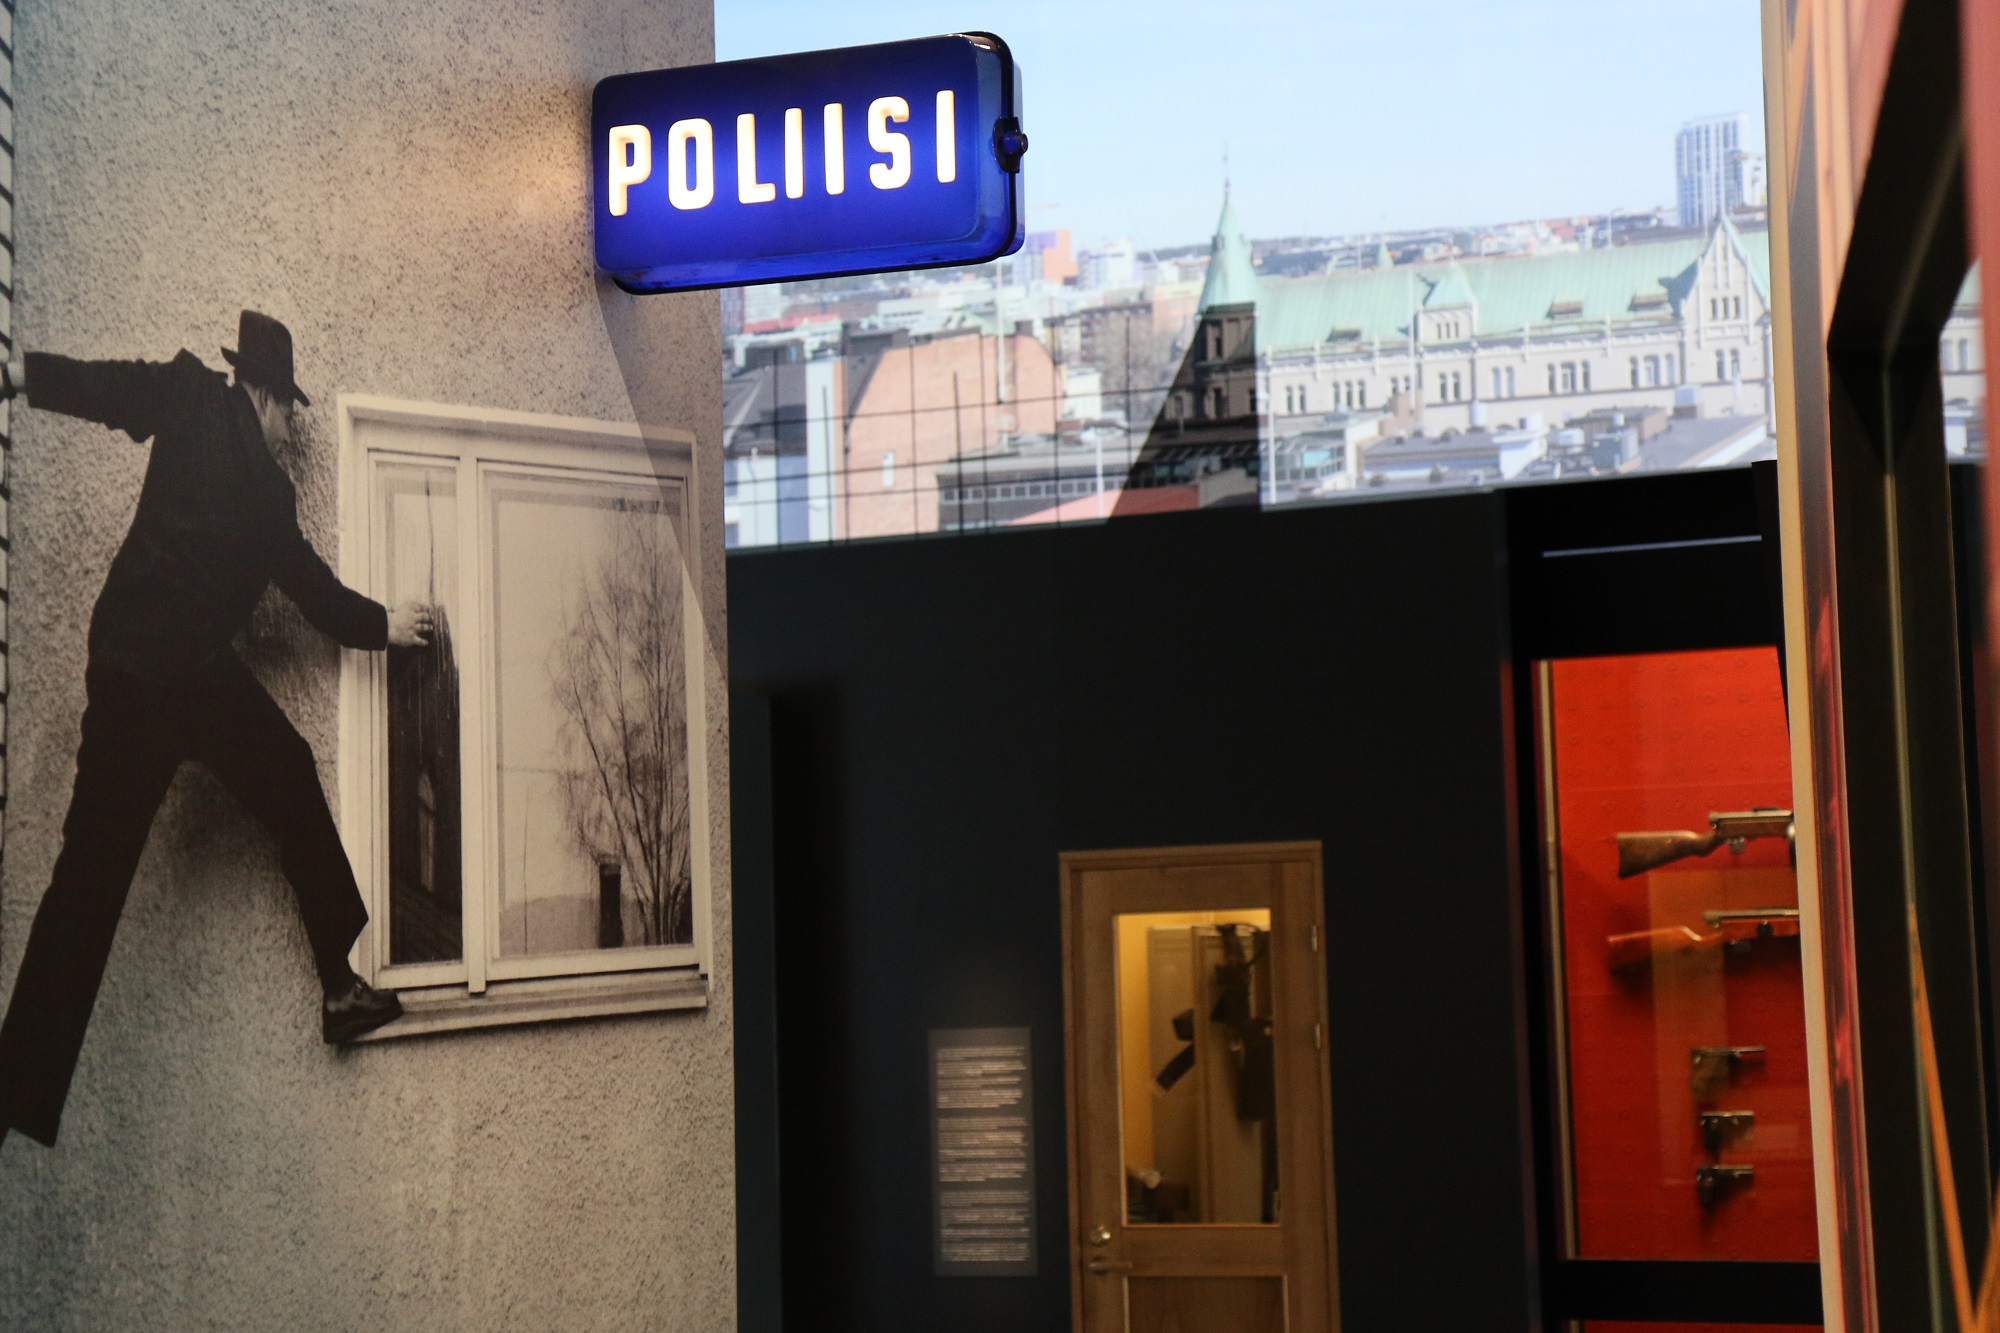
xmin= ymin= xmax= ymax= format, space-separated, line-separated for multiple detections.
xmin=668 ymin=118 xmax=716 ymax=210
xmin=868 ymin=97 xmax=912 ymax=190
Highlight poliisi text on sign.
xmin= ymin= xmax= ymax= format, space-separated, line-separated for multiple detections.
xmin=608 ymin=93 xmax=960 ymax=216
xmin=592 ymin=34 xmax=1023 ymax=293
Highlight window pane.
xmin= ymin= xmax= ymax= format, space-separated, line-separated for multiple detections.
xmin=489 ymin=474 xmax=692 ymax=958
xmin=381 ymin=464 xmax=463 ymax=966
xmin=1115 ymin=909 xmax=1278 ymax=1226
xmin=719 ymin=7 xmax=1772 ymax=539
xmin=1943 ymin=264 xmax=1985 ymax=461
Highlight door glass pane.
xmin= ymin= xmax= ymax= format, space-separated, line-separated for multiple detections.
xmin=381 ymin=463 xmax=462 ymax=965
xmin=1115 ymin=909 xmax=1277 ymax=1225
xmin=488 ymin=473 xmax=692 ymax=958
xmin=1544 ymin=648 xmax=1817 ymax=1262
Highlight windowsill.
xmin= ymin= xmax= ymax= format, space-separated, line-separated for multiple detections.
xmin=352 ymin=968 xmax=710 ymax=1042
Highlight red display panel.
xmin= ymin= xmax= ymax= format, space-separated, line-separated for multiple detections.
xmin=1548 ymin=648 xmax=1818 ymax=1270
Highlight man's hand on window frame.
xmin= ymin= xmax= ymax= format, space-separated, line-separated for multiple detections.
xmin=387 ymin=600 xmax=437 ymax=648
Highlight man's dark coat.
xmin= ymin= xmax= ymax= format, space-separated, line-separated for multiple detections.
xmin=25 ymin=349 xmax=387 ymax=677
xmin=0 ymin=350 xmax=387 ymax=1147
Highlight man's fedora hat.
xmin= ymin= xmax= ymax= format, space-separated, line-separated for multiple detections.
xmin=220 ymin=309 xmax=310 ymax=407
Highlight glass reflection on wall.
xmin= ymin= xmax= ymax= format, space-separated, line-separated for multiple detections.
xmin=712 ymin=2 xmax=1838 ymax=549
xmin=1116 ymin=910 xmax=1278 ymax=1226
xmin=1943 ymin=264 xmax=1985 ymax=461
xmin=380 ymin=463 xmax=463 ymax=965
xmin=488 ymin=476 xmax=693 ymax=958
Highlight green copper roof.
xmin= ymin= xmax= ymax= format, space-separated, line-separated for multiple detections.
xmin=1423 ymin=264 xmax=1476 ymax=309
xmin=1198 ymin=189 xmax=1259 ymax=310
xmin=1253 ymin=224 xmax=1771 ymax=354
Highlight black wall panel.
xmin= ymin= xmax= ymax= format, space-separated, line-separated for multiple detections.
xmin=728 ymin=492 xmax=1538 ymax=1331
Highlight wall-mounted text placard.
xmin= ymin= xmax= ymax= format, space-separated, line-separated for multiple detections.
xmin=593 ymin=34 xmax=1025 ymax=293
xmin=930 ymin=1027 xmax=1037 ymax=1276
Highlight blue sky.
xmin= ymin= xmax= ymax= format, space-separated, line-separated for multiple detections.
xmin=717 ymin=1 xmax=1767 ymax=251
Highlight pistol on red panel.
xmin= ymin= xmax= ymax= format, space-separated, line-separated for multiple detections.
xmin=1690 ymin=1044 xmax=1766 ymax=1096
xmin=1696 ymin=1162 xmax=1756 ymax=1209
xmin=1699 ymin=1108 xmax=1755 ymax=1153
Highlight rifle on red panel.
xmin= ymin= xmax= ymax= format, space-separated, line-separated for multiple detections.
xmin=1615 ymin=808 xmax=1795 ymax=879
xmin=1606 ymin=907 xmax=1801 ymax=972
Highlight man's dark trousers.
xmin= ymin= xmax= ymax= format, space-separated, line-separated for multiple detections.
xmin=0 ymin=651 xmax=366 ymax=1146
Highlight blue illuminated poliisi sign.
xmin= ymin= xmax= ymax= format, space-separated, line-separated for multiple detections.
xmin=593 ymin=33 xmax=1026 ymax=293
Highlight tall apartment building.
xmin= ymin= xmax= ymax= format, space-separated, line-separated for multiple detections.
xmin=1677 ymin=113 xmax=1765 ymax=227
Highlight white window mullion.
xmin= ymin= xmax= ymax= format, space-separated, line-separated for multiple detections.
xmin=681 ymin=484 xmax=713 ymax=979
xmin=343 ymin=452 xmax=388 ymax=982
xmin=358 ymin=452 xmax=471 ymax=990
xmin=376 ymin=959 xmax=470 ymax=990
xmin=458 ymin=452 xmax=491 ymax=994
xmin=488 ymin=944 xmax=701 ymax=982
xmin=362 ymin=462 xmax=390 ymax=979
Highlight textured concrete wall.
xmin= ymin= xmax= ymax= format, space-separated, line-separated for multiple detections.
xmin=0 ymin=2 xmax=733 ymax=1329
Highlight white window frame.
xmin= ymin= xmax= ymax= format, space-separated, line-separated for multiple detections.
xmin=336 ymin=395 xmax=712 ymax=1039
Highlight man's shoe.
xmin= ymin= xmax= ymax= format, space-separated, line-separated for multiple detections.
xmin=322 ymin=974 xmax=403 ymax=1044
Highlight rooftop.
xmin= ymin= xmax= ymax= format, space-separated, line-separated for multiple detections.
xmin=1255 ymin=222 xmax=1771 ymax=354
xmin=1197 ymin=188 xmax=1258 ymax=311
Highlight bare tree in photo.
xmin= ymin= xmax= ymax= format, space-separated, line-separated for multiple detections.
xmin=549 ymin=507 xmax=692 ymax=948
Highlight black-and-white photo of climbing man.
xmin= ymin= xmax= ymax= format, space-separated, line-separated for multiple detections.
xmin=0 ymin=310 xmax=435 ymax=1150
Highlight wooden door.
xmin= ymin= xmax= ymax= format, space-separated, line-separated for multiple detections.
xmin=1061 ymin=843 xmax=1338 ymax=1333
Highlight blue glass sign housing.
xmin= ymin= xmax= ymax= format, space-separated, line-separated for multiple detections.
xmin=593 ymin=33 xmax=1025 ymax=293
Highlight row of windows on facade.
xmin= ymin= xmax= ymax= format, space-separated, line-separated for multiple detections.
xmin=1680 ymin=121 xmax=1740 ymax=156
xmin=723 ymin=347 xmax=1746 ymax=459
xmin=1431 ymin=364 xmax=1583 ymax=401
xmin=1285 ymin=383 xmax=1371 ymax=413
xmin=1710 ymin=296 xmax=1747 ymax=320
xmin=861 ymin=341 xmax=1766 ymax=455
xmin=1270 ymin=352 xmax=1745 ymax=413
xmin=1169 ymin=386 xmax=1256 ymax=421
xmin=835 ymin=344 xmax=1787 ymax=501
xmin=940 ymin=477 xmax=1113 ymax=503
xmin=1275 ymin=337 xmax=1965 ymax=413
